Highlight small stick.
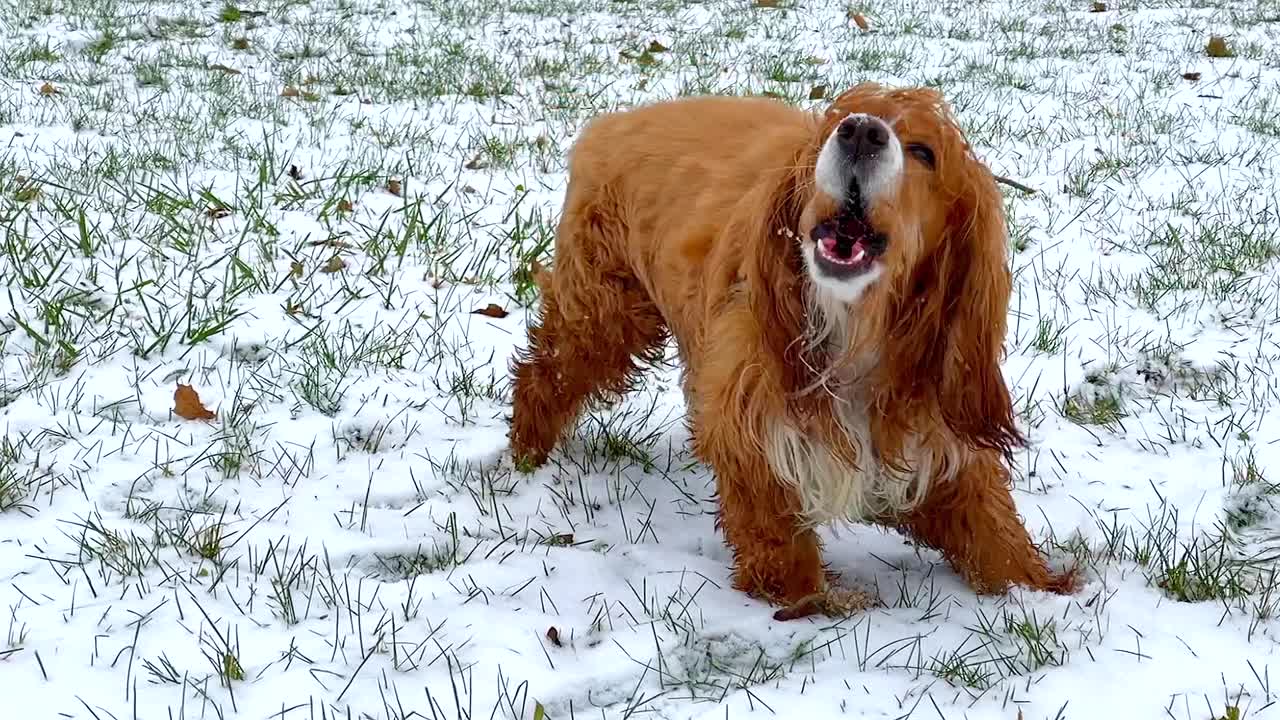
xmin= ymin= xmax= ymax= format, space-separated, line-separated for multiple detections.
xmin=995 ymin=174 xmax=1037 ymax=195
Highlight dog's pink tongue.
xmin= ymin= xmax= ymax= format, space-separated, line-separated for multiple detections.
xmin=821 ymin=234 xmax=864 ymax=259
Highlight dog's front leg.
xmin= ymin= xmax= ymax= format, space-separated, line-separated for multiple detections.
xmin=685 ymin=308 xmax=835 ymax=617
xmin=693 ymin=415 xmax=826 ymax=610
xmin=897 ymin=450 xmax=1078 ymax=596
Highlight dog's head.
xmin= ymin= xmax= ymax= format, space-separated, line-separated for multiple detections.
xmin=756 ymin=82 xmax=1021 ymax=456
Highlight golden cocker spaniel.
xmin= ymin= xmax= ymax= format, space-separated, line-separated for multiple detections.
xmin=509 ymin=83 xmax=1077 ymax=620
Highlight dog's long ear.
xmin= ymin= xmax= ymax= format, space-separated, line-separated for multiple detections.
xmin=880 ymin=155 xmax=1023 ymax=456
xmin=936 ymin=159 xmax=1022 ymax=455
xmin=734 ymin=160 xmax=811 ymax=395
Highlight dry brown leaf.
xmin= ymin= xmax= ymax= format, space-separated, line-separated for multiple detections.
xmin=281 ymin=85 xmax=301 ymax=97
xmin=1089 ymin=1 xmax=1107 ymax=11
xmin=39 ymin=82 xmax=58 ymax=96
xmin=321 ymin=256 xmax=347 ymax=273
xmin=646 ymin=40 xmax=668 ymax=53
xmin=472 ymin=303 xmax=509 ymax=319
xmin=337 ymin=198 xmax=353 ymax=212
xmin=206 ymin=206 xmax=232 ymax=219
xmin=290 ymin=261 xmax=304 ymax=277
xmin=1206 ymin=35 xmax=1234 ymax=58
xmin=754 ymin=0 xmax=780 ymax=6
xmin=387 ymin=178 xmax=402 ymax=196
xmin=1183 ymin=71 xmax=1202 ymax=81
xmin=546 ymin=626 xmax=563 ymax=647
xmin=174 ymin=384 xmax=217 ymax=421
xmin=289 ymin=164 xmax=303 ymax=180
xmin=209 ymin=63 xmax=242 ymax=75
xmin=850 ymin=12 xmax=870 ymax=30
xmin=808 ymin=84 xmax=828 ymax=100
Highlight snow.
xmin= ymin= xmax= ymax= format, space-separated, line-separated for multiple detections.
xmin=1 ymin=0 xmax=1279 ymax=717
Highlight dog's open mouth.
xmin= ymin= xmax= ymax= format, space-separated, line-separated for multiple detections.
xmin=810 ymin=205 xmax=888 ymax=278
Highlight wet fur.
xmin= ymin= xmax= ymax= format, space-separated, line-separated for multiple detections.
xmin=508 ymin=84 xmax=1077 ymax=616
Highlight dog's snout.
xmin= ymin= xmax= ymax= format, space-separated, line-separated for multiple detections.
xmin=836 ymin=116 xmax=890 ymax=159
xmin=815 ymin=112 xmax=903 ymax=208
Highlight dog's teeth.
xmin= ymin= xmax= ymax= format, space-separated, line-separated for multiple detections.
xmin=852 ymin=248 xmax=865 ymax=263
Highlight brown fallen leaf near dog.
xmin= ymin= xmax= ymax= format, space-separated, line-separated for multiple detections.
xmin=174 ymin=384 xmax=217 ymax=421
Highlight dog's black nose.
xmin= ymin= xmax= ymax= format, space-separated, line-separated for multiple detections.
xmin=836 ymin=116 xmax=890 ymax=159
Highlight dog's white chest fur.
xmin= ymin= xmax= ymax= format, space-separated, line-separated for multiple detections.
xmin=762 ymin=289 xmax=941 ymax=526
xmin=764 ymin=395 xmax=934 ymax=526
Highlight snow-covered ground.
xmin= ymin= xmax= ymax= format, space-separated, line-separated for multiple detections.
xmin=1 ymin=0 xmax=1279 ymax=717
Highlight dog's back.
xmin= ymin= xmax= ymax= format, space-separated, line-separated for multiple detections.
xmin=566 ymin=95 xmax=814 ymax=209
xmin=555 ymin=95 xmax=816 ymax=334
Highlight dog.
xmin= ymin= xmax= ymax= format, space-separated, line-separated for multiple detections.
xmin=508 ymin=83 xmax=1077 ymax=620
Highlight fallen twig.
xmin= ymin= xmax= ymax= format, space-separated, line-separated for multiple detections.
xmin=995 ymin=174 xmax=1037 ymax=194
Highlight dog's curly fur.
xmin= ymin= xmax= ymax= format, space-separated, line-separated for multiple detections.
xmin=508 ymin=83 xmax=1077 ymax=619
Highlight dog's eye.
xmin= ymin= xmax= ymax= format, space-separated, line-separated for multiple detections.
xmin=906 ymin=143 xmax=936 ymax=169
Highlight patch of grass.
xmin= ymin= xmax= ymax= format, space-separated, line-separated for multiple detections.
xmin=1060 ymin=388 xmax=1126 ymax=428
xmin=1225 ymin=448 xmax=1276 ymax=532
xmin=373 ymin=543 xmax=459 ymax=578
xmin=1029 ymin=316 xmax=1067 ymax=354
xmin=7 ymin=39 xmax=60 ymax=67
xmin=0 ymin=436 xmax=38 ymax=514
xmin=1153 ymin=532 xmax=1252 ymax=603
xmin=926 ymin=597 xmax=1077 ymax=691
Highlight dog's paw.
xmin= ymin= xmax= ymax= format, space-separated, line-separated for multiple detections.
xmin=772 ymin=586 xmax=878 ymax=621
xmin=1043 ymin=564 xmax=1083 ymax=595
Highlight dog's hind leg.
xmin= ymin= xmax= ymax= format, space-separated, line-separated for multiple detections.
xmin=509 ymin=185 xmax=667 ymax=469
